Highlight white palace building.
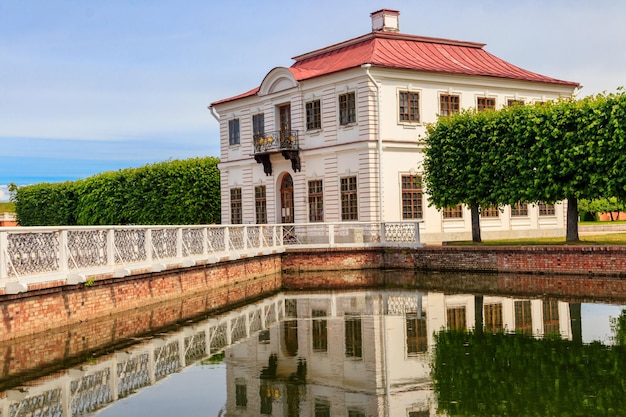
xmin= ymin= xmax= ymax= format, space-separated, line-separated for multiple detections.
xmin=209 ymin=9 xmax=580 ymax=243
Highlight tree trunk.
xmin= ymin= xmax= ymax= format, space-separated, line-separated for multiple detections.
xmin=566 ymin=196 xmax=579 ymax=242
xmin=470 ymin=203 xmax=482 ymax=243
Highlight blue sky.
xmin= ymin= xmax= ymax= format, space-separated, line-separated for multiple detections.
xmin=1 ymin=0 xmax=625 ymax=201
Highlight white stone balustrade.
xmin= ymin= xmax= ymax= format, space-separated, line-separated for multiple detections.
xmin=0 ymin=222 xmax=422 ymax=294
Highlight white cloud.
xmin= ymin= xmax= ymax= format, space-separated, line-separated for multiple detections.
xmin=0 ymin=185 xmax=11 ymax=203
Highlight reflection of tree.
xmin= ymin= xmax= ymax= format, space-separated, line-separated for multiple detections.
xmin=433 ymin=330 xmax=626 ymax=416
xmin=611 ymin=309 xmax=626 ymax=346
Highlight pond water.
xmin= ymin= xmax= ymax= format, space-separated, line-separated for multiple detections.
xmin=0 ymin=271 xmax=625 ymax=416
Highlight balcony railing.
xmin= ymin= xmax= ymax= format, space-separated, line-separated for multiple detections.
xmin=253 ymin=130 xmax=299 ymax=154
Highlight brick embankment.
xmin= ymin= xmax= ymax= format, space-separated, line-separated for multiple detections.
xmin=2 ymin=245 xmax=626 ymax=343
xmin=0 ymin=255 xmax=282 ymax=342
xmin=413 ymin=245 xmax=626 ymax=276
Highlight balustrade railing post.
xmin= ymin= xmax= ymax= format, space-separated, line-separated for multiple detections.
xmin=328 ymin=224 xmax=334 ymax=245
xmin=224 ymin=227 xmax=230 ymax=253
xmin=59 ymin=229 xmax=69 ymax=275
xmin=381 ymin=222 xmax=387 ymax=245
xmin=414 ymin=222 xmax=421 ymax=244
xmin=0 ymin=231 xmax=7 ymax=279
xmin=176 ymin=228 xmax=184 ymax=258
xmin=203 ymin=227 xmax=208 ymax=256
xmin=243 ymin=226 xmax=248 ymax=250
xmin=107 ymin=229 xmax=115 ymax=266
xmin=146 ymin=229 xmax=153 ymax=263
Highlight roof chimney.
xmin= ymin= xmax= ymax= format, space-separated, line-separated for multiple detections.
xmin=371 ymin=9 xmax=400 ymax=32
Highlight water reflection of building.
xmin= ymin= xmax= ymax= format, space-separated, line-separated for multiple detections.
xmin=0 ymin=290 xmax=577 ymax=417
xmin=224 ymin=291 xmax=574 ymax=416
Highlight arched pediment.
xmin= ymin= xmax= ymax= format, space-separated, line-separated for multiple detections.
xmin=259 ymin=67 xmax=298 ymax=96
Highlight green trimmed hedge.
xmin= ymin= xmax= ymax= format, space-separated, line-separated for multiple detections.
xmin=11 ymin=157 xmax=221 ymax=226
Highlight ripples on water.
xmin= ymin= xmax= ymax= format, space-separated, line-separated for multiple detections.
xmin=0 ymin=271 xmax=624 ymax=416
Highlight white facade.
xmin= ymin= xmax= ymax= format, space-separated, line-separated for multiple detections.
xmin=211 ymin=10 xmax=578 ymax=243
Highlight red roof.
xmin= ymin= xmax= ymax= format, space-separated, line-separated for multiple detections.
xmin=213 ymin=31 xmax=578 ymax=105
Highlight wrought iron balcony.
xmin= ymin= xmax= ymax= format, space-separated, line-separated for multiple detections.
xmin=253 ymin=130 xmax=301 ymax=175
xmin=253 ymin=130 xmax=299 ymax=154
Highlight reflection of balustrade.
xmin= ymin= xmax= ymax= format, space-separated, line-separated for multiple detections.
xmin=0 ymin=294 xmax=286 ymax=417
xmin=0 ymin=222 xmax=422 ymax=294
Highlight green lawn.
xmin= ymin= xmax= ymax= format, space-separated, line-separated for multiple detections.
xmin=0 ymin=202 xmax=15 ymax=212
xmin=449 ymin=228 xmax=626 ymax=246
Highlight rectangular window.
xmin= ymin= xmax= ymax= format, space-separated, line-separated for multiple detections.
xmin=339 ymin=92 xmax=356 ymax=125
xmin=443 ymin=205 xmax=463 ymax=219
xmin=255 ymin=185 xmax=267 ymax=224
xmin=484 ymin=303 xmax=503 ymax=332
xmin=515 ymin=300 xmax=532 ymax=335
xmin=446 ymin=307 xmax=467 ymax=330
xmin=312 ymin=309 xmax=328 ymax=352
xmin=340 ymin=176 xmax=358 ymax=220
xmin=228 ymin=118 xmax=240 ymax=145
xmin=252 ymin=113 xmax=264 ymax=136
xmin=308 ymin=180 xmax=324 ymax=222
xmin=440 ymin=94 xmax=460 ymax=116
xmin=230 ymin=188 xmax=242 ymax=224
xmin=507 ymin=99 xmax=524 ymax=107
xmin=481 ymin=205 xmax=500 ymax=217
xmin=306 ymin=100 xmax=321 ymax=130
xmin=402 ymin=175 xmax=423 ymax=219
xmin=477 ymin=97 xmax=496 ymax=111
xmin=399 ymin=91 xmax=420 ymax=122
xmin=235 ymin=383 xmax=247 ymax=407
xmin=345 ymin=315 xmax=362 ymax=358
xmin=511 ymin=201 xmax=528 ymax=217
xmin=543 ymin=300 xmax=560 ymax=336
xmin=315 ymin=400 xmax=331 ymax=417
xmin=538 ymin=202 xmax=555 ymax=216
xmin=406 ymin=312 xmax=428 ymax=355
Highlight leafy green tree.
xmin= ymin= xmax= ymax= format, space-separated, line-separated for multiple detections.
xmin=579 ymin=197 xmax=626 ymax=221
xmin=424 ymin=92 xmax=626 ymax=243
xmin=424 ymin=109 xmax=501 ymax=242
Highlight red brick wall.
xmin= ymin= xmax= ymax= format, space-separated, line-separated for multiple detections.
xmin=0 ymin=255 xmax=282 ymax=342
xmin=414 ymin=246 xmax=626 ymax=276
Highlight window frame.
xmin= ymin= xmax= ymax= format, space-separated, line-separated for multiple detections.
xmin=339 ymin=91 xmax=356 ymax=126
xmin=538 ymin=202 xmax=556 ymax=216
xmin=228 ymin=118 xmax=240 ymax=146
xmin=340 ymin=176 xmax=358 ymax=221
xmin=399 ymin=90 xmax=421 ymax=123
xmin=230 ymin=187 xmax=242 ymax=224
xmin=439 ymin=94 xmax=460 ymax=116
xmin=308 ymin=179 xmax=324 ymax=222
xmin=477 ymin=97 xmax=496 ymax=111
xmin=511 ymin=201 xmax=529 ymax=217
xmin=481 ymin=205 xmax=500 ymax=218
xmin=252 ymin=113 xmax=264 ymax=137
xmin=306 ymin=99 xmax=321 ymax=131
xmin=443 ymin=204 xmax=463 ymax=219
xmin=401 ymin=174 xmax=423 ymax=220
xmin=254 ymin=185 xmax=267 ymax=224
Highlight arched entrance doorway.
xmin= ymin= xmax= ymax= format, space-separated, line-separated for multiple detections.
xmin=280 ymin=173 xmax=294 ymax=223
